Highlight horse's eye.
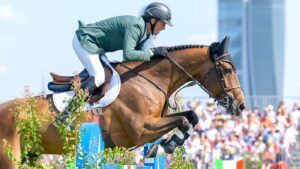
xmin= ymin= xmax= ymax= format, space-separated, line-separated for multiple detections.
xmin=224 ymin=69 xmax=232 ymax=75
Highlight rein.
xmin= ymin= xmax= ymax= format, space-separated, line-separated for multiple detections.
xmin=118 ymin=63 xmax=168 ymax=98
xmin=166 ymin=51 xmax=241 ymax=112
xmin=165 ymin=54 xmax=214 ymax=110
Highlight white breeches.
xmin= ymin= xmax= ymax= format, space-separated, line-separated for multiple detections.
xmin=72 ymin=34 xmax=105 ymax=87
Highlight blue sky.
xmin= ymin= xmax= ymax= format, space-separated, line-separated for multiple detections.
xmin=0 ymin=0 xmax=299 ymax=102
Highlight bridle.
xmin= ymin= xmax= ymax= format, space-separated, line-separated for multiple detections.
xmin=204 ymin=50 xmax=241 ymax=112
xmin=166 ymin=48 xmax=242 ymax=114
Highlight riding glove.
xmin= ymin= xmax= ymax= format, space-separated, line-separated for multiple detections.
xmin=151 ymin=47 xmax=168 ymax=59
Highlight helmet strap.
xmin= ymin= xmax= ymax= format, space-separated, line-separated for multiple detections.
xmin=150 ymin=18 xmax=158 ymax=35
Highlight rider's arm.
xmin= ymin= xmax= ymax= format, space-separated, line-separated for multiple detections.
xmin=123 ymin=24 xmax=153 ymax=62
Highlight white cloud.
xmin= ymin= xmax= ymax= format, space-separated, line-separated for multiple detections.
xmin=0 ymin=65 xmax=10 ymax=75
xmin=185 ymin=32 xmax=217 ymax=45
xmin=0 ymin=4 xmax=26 ymax=24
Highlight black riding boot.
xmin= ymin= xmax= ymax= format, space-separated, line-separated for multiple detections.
xmin=80 ymin=76 xmax=98 ymax=96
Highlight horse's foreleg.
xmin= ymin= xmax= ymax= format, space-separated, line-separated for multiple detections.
xmin=164 ymin=110 xmax=199 ymax=126
xmin=145 ymin=110 xmax=199 ymax=157
xmin=142 ymin=115 xmax=190 ymax=142
xmin=162 ymin=110 xmax=199 ymax=153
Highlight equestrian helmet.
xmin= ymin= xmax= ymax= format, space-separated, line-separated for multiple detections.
xmin=143 ymin=2 xmax=173 ymax=26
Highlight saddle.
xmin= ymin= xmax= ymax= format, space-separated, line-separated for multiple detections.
xmin=48 ymin=59 xmax=113 ymax=103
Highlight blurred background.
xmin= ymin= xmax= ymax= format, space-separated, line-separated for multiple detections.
xmin=1 ymin=0 xmax=299 ymax=168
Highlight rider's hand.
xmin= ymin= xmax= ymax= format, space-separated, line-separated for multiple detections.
xmin=151 ymin=47 xmax=168 ymax=59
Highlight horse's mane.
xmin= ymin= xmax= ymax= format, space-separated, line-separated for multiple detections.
xmin=166 ymin=44 xmax=205 ymax=52
xmin=110 ymin=44 xmax=207 ymax=66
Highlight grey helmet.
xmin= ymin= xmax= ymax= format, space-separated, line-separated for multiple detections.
xmin=143 ymin=2 xmax=173 ymax=26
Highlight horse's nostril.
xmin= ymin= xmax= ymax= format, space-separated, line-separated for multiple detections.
xmin=239 ymin=103 xmax=246 ymax=111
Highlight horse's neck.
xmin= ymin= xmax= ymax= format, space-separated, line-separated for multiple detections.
xmin=150 ymin=47 xmax=211 ymax=97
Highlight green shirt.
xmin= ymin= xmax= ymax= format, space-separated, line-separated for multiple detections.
xmin=76 ymin=15 xmax=153 ymax=61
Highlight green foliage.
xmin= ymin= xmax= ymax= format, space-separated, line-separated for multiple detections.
xmin=102 ymin=146 xmax=136 ymax=167
xmin=244 ymin=153 xmax=262 ymax=169
xmin=2 ymin=139 xmax=19 ymax=166
xmin=2 ymin=86 xmax=53 ymax=168
xmin=169 ymin=146 xmax=194 ymax=169
xmin=15 ymin=98 xmax=43 ymax=164
xmin=75 ymin=145 xmax=136 ymax=168
xmin=56 ymin=122 xmax=79 ymax=167
xmin=55 ymin=77 xmax=89 ymax=167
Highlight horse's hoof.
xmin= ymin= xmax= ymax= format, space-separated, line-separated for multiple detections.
xmin=163 ymin=142 xmax=176 ymax=154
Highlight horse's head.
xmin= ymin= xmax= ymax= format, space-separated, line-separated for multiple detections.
xmin=196 ymin=37 xmax=245 ymax=115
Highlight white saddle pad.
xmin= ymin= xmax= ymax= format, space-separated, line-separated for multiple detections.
xmin=52 ymin=57 xmax=121 ymax=112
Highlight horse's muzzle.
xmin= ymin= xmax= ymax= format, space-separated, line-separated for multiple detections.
xmin=233 ymin=102 xmax=245 ymax=116
xmin=226 ymin=100 xmax=246 ymax=116
xmin=239 ymin=103 xmax=246 ymax=112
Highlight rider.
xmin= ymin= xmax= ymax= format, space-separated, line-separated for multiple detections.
xmin=73 ymin=2 xmax=173 ymax=97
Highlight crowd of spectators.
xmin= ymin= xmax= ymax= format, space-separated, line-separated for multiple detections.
xmin=184 ymin=99 xmax=300 ymax=169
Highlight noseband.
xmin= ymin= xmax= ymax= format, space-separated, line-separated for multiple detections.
xmin=166 ymin=50 xmax=241 ymax=114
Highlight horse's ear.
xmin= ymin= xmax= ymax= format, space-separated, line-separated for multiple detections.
xmin=218 ymin=36 xmax=230 ymax=55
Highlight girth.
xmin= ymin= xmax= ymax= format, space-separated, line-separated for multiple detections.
xmin=90 ymin=107 xmax=115 ymax=148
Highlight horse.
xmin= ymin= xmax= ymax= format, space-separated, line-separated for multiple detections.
xmin=0 ymin=37 xmax=245 ymax=168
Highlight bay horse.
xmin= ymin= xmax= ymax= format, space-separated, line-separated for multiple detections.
xmin=0 ymin=37 xmax=245 ymax=168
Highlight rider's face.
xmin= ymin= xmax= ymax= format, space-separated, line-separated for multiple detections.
xmin=152 ymin=20 xmax=166 ymax=35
